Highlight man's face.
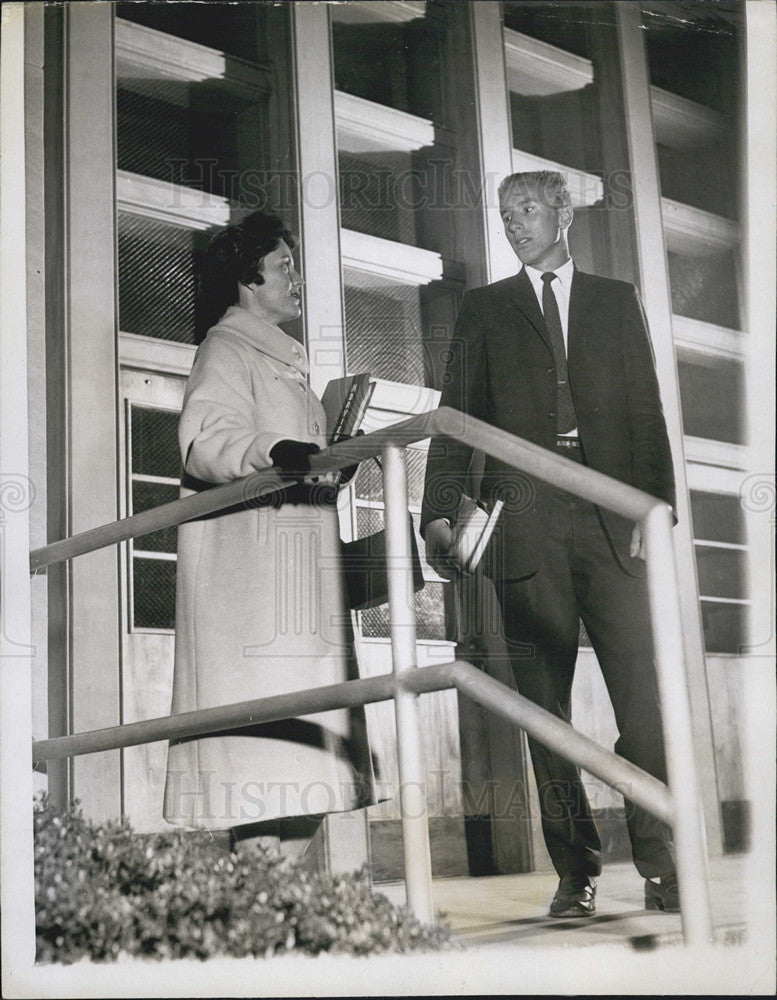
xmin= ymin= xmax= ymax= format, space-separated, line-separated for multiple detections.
xmin=499 ymin=182 xmax=572 ymax=271
xmin=244 ymin=240 xmax=303 ymax=325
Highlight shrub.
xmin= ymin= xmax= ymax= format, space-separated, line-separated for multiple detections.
xmin=33 ymin=796 xmax=454 ymax=963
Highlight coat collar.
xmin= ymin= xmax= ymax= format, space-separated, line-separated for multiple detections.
xmin=505 ymin=265 xmax=596 ymax=344
xmin=209 ymin=305 xmax=309 ymax=375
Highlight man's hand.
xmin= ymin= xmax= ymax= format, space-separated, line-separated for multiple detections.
xmin=630 ymin=523 xmax=645 ymax=560
xmin=424 ymin=518 xmax=457 ymax=580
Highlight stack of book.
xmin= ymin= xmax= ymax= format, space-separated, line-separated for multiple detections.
xmin=320 ymin=372 xmax=375 ymax=444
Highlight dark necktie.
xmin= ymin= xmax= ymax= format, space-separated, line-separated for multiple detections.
xmin=541 ymin=272 xmax=576 ymax=434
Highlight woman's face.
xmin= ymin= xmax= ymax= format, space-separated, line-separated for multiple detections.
xmin=240 ymin=240 xmax=303 ymax=325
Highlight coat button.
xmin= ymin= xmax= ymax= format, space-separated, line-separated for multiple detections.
xmin=314 ymin=422 xmax=320 ymax=433
xmin=546 ymin=367 xmax=553 ymax=375
xmin=548 ymin=411 xmax=556 ymax=418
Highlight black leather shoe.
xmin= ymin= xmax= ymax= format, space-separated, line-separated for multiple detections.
xmin=645 ymin=873 xmax=680 ymax=912
xmin=548 ymin=873 xmax=598 ymax=917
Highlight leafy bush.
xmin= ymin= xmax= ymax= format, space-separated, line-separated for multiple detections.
xmin=33 ymin=796 xmax=454 ymax=963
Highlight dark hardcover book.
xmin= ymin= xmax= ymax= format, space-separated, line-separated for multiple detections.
xmin=321 ymin=373 xmax=375 ymax=444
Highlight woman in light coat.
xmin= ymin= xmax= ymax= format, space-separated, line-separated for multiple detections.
xmin=163 ymin=211 xmax=375 ymax=856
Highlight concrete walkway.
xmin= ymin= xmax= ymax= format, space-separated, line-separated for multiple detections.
xmin=378 ymin=854 xmax=749 ymax=951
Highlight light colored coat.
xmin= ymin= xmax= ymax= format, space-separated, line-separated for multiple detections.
xmin=163 ymin=306 xmax=375 ymax=830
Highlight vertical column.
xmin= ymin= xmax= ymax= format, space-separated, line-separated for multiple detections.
xmin=288 ymin=2 xmax=369 ymax=871
xmin=0 ymin=1 xmax=36 ymax=968
xmin=469 ymin=1 xmax=515 ymax=284
xmin=740 ymin=0 xmax=777 ymax=957
xmin=615 ymin=2 xmax=723 ymax=854
xmin=63 ymin=2 xmax=122 ymax=821
xmin=289 ymin=2 xmax=346 ymax=399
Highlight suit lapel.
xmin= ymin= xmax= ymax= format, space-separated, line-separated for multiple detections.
xmin=568 ymin=267 xmax=596 ymax=341
xmin=506 ymin=269 xmax=552 ymax=354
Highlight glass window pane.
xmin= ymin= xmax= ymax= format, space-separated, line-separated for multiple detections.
xmin=643 ymin=3 xmax=740 ymax=114
xmin=331 ymin=6 xmax=445 ymax=122
xmin=677 ymin=355 xmax=745 ymax=443
xmin=690 ymin=491 xmax=745 ymax=545
xmin=695 ymin=545 xmax=746 ymax=601
xmin=360 ymin=581 xmax=446 ymax=641
xmin=131 ymin=481 xmax=180 ymax=553
xmin=344 ymin=269 xmax=426 ymax=385
xmin=356 ymin=504 xmax=384 ymax=539
xmin=119 ymin=213 xmax=212 ymax=343
xmin=133 ymin=557 xmax=176 ymax=630
xmin=354 ymin=448 xmax=426 ymax=509
xmin=504 ymin=5 xmax=637 ymax=282
xmin=130 ymin=406 xmax=181 ymax=479
xmin=700 ymin=601 xmax=746 ymax=656
xmin=667 ymin=250 xmax=740 ymax=329
xmin=116 ymin=4 xmax=265 ymax=63
xmin=117 ymin=81 xmax=265 ymax=200
xmin=338 ymin=149 xmax=419 ymax=246
xmin=503 ymin=3 xmax=591 ymax=58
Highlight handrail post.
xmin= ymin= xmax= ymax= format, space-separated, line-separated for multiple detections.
xmin=382 ymin=444 xmax=435 ymax=924
xmin=643 ymin=503 xmax=713 ymax=946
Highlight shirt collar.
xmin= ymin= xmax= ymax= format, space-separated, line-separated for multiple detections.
xmin=524 ymin=257 xmax=575 ymax=291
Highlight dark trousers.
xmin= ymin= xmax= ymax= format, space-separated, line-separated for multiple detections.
xmin=493 ymin=453 xmax=675 ymax=880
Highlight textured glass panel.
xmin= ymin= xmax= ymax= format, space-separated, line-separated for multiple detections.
xmin=354 ymin=459 xmax=383 ymax=505
xmin=690 ymin=491 xmax=745 ymax=544
xmin=677 ymin=355 xmax=745 ymax=444
xmin=353 ymin=448 xmax=426 ymax=508
xmin=119 ymin=213 xmax=212 ymax=343
xmin=131 ymin=407 xmax=181 ymax=479
xmin=132 ymin=481 xmax=180 ymax=553
xmin=700 ymin=600 xmax=746 ymax=655
xmin=695 ymin=546 xmax=746 ymax=601
xmin=667 ymin=251 xmax=740 ymax=329
xmin=361 ymin=581 xmax=446 ymax=641
xmin=356 ymin=504 xmax=384 ymax=539
xmin=338 ymin=150 xmax=419 ymax=246
xmin=117 ymin=82 xmax=264 ymax=199
xmin=133 ymin=557 xmax=176 ymax=630
xmin=343 ymin=270 xmax=425 ymax=385
xmin=116 ymin=4 xmax=264 ymax=63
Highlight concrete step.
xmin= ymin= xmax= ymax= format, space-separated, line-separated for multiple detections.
xmin=376 ymin=855 xmax=750 ymax=952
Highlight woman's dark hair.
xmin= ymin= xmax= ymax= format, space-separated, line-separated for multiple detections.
xmin=195 ymin=210 xmax=297 ymax=343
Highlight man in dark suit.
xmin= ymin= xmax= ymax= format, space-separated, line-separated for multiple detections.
xmin=421 ymin=170 xmax=679 ymax=917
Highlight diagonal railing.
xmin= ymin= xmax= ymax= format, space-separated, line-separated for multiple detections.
xmin=30 ymin=407 xmax=713 ymax=946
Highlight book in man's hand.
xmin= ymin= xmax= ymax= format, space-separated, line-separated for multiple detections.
xmin=320 ymin=373 xmax=375 ymax=444
xmin=449 ymin=494 xmax=504 ymax=575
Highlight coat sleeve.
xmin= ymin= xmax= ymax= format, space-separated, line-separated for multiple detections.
xmin=621 ymin=286 xmax=677 ymax=514
xmin=421 ymin=291 xmax=490 ymax=534
xmin=179 ymin=337 xmax=286 ymax=484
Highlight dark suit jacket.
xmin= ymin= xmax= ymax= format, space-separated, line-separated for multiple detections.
xmin=421 ymin=266 xmax=676 ymax=578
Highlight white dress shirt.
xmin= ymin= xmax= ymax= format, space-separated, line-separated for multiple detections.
xmin=523 ymin=257 xmax=577 ymax=436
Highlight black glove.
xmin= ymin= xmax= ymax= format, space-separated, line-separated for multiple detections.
xmin=337 ymin=429 xmax=364 ymax=488
xmin=269 ymin=440 xmax=320 ymax=478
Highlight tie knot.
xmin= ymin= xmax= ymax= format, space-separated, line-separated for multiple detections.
xmin=541 ymin=272 xmax=556 ymax=285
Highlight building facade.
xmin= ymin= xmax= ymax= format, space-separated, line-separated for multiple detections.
xmin=6 ymin=0 xmax=775 ymax=877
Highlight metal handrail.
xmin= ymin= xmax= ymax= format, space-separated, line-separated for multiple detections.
xmin=29 ymin=408 xmax=712 ymax=946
